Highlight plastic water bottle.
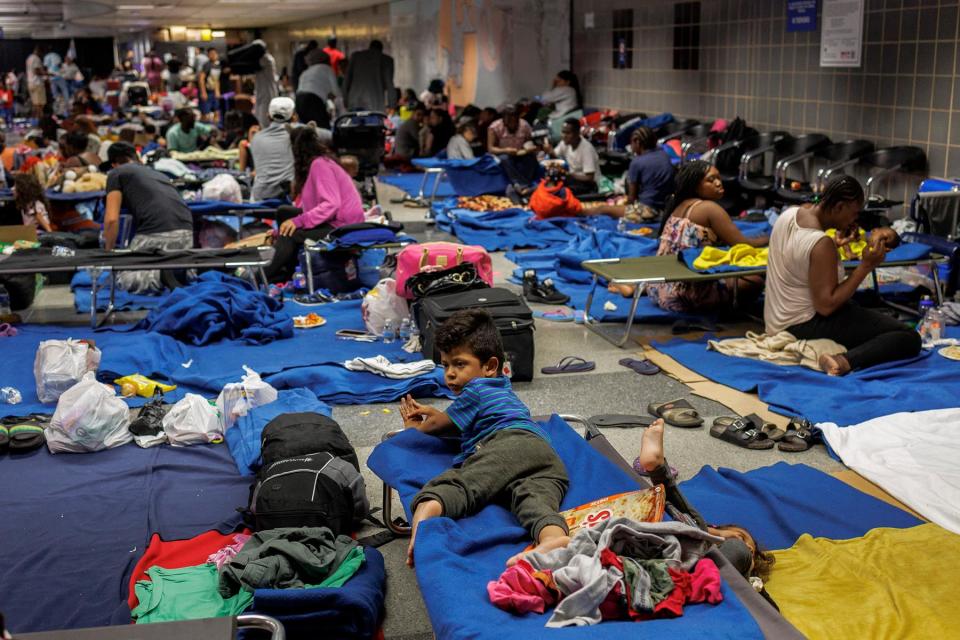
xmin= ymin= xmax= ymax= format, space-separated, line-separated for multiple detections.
xmin=382 ymin=319 xmax=396 ymax=344
xmin=617 ymin=216 xmax=627 ymax=233
xmin=0 ymin=386 xmax=21 ymax=404
xmin=0 ymin=285 xmax=10 ymax=316
xmin=398 ymin=317 xmax=412 ymax=343
xmin=292 ymin=266 xmax=307 ymax=292
xmin=918 ymin=296 xmax=935 ymax=340
xmin=927 ymin=307 xmax=944 ymax=342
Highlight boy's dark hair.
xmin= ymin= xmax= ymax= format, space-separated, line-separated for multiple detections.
xmin=108 ymin=141 xmax=137 ymax=164
xmin=435 ymin=309 xmax=505 ymax=373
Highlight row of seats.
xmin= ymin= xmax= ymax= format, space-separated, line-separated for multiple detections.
xmin=594 ymin=113 xmax=926 ymax=210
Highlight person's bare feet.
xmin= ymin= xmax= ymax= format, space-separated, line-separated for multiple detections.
xmin=819 ymin=353 xmax=851 ymax=376
xmin=506 ymin=525 xmax=570 ymax=566
xmin=638 ymin=419 xmax=665 ymax=473
xmin=407 ymin=499 xmax=443 ymax=568
xmin=607 ymin=283 xmax=636 ymax=297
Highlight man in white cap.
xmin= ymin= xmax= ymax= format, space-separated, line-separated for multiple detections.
xmin=248 ymin=96 xmax=296 ymax=201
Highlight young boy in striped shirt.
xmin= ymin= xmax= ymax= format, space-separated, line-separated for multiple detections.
xmin=399 ymin=309 xmax=570 ymax=567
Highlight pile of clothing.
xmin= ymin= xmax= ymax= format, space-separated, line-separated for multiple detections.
xmin=488 ymin=517 xmax=724 ymax=627
xmin=131 ymin=527 xmax=365 ymax=624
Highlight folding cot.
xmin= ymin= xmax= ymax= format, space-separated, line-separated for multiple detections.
xmin=580 ymin=250 xmax=947 ymax=347
xmin=17 ymin=614 xmax=284 ymax=639
xmin=0 ymin=246 xmax=271 ymax=327
xmin=372 ymin=413 xmax=907 ymax=639
xmin=409 ymin=155 xmax=510 ymax=208
xmin=301 ymin=234 xmax=416 ymax=295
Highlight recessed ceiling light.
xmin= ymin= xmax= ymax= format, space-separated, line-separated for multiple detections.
xmin=117 ymin=4 xmax=154 ymax=9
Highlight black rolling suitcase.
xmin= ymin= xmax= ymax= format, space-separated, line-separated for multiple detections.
xmin=415 ymin=287 xmax=535 ymax=381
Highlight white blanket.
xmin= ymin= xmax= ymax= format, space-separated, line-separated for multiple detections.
xmin=819 ymin=408 xmax=960 ymax=534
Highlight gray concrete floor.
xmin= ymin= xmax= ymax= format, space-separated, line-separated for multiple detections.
xmin=23 ymin=180 xmax=846 ymax=640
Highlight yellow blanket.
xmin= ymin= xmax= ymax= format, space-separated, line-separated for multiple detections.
xmin=692 ymin=244 xmax=768 ymax=270
xmin=825 ymin=227 xmax=868 ymax=259
xmin=765 ymin=523 xmax=960 ymax=639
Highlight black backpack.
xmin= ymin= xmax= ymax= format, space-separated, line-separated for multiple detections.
xmin=248 ymin=452 xmax=355 ymax=534
xmin=260 ymin=412 xmax=360 ymax=471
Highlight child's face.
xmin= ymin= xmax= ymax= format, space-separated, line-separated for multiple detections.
xmin=870 ymin=227 xmax=898 ymax=249
xmin=439 ymin=346 xmax=499 ymax=395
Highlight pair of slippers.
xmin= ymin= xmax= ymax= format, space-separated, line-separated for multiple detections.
xmin=709 ymin=413 xmax=816 ymax=451
xmin=0 ymin=414 xmax=47 ymax=453
xmin=0 ymin=323 xmax=18 ymax=338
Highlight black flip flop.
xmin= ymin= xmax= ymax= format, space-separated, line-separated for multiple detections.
xmin=648 ymin=398 xmax=704 ymax=428
xmin=541 ymin=356 xmax=596 ymax=375
xmin=671 ymin=319 xmax=720 ymax=335
xmin=619 ymin=357 xmax=661 ymax=375
xmin=710 ymin=417 xmax=775 ymax=450
xmin=778 ymin=417 xmax=817 ymax=452
xmin=590 ymin=414 xmax=656 ymax=429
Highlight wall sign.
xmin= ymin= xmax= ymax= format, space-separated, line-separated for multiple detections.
xmin=820 ymin=0 xmax=864 ymax=67
xmin=612 ymin=8 xmax=633 ymax=69
xmin=787 ymin=0 xmax=818 ymax=32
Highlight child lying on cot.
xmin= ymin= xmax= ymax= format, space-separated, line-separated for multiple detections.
xmin=828 ymin=226 xmax=900 ymax=261
xmin=398 ymin=309 xmax=571 ymax=568
xmin=637 ymin=418 xmax=777 ymax=599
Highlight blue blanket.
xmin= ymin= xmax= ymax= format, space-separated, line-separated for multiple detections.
xmin=71 ymin=270 xmax=165 ymax=313
xmin=413 ymin=155 xmax=509 ymax=196
xmin=186 ymin=198 xmax=286 ymax=215
xmin=367 ymin=415 xmax=764 ymax=639
xmin=132 ymin=272 xmax=294 ymax=345
xmin=652 ymin=328 xmax=960 ymax=426
xmin=251 ymin=546 xmax=386 ymax=640
xmin=0 ymin=443 xmax=249 ymax=632
xmin=379 ymin=172 xmax=457 ymax=197
xmin=2 ymin=300 xmax=452 ymax=417
xmin=680 ymin=241 xmax=934 ymax=274
xmin=678 ymin=463 xmax=921 ymax=551
xmin=227 ymin=388 xmax=333 ymax=476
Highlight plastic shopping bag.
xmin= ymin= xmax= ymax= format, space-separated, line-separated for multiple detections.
xmin=361 ymin=278 xmax=409 ymax=336
xmin=201 ymin=173 xmax=243 ymax=204
xmin=216 ymin=366 xmax=278 ymax=429
xmin=163 ymin=394 xmax=224 ymax=446
xmin=46 ymin=372 xmax=131 ymax=453
xmin=34 ymin=339 xmax=102 ymax=403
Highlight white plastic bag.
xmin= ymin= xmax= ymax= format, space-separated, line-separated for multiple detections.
xmin=201 ymin=173 xmax=243 ymax=204
xmin=163 ymin=394 xmax=224 ymax=446
xmin=361 ymin=278 xmax=409 ymax=336
xmin=34 ymin=339 xmax=102 ymax=404
xmin=46 ymin=372 xmax=131 ymax=453
xmin=216 ymin=366 xmax=278 ymax=429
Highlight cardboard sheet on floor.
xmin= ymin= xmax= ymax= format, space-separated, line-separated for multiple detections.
xmin=0 ymin=443 xmax=249 ymax=633
xmin=649 ymin=329 xmax=960 ymax=426
xmin=368 ymin=415 xmax=767 ymax=639
xmin=765 ymin=523 xmax=960 ymax=639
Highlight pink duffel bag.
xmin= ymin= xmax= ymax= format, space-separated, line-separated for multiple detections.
xmin=394 ymin=241 xmax=494 ymax=298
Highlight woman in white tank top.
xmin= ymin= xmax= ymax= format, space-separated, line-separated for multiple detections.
xmin=763 ymin=175 xmax=920 ymax=375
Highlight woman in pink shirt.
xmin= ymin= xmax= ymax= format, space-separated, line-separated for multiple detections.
xmin=264 ymin=125 xmax=364 ymax=282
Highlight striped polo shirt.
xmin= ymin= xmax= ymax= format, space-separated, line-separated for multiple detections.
xmin=445 ymin=376 xmax=549 ymax=465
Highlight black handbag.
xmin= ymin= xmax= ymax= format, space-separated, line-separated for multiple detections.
xmin=405 ymin=262 xmax=489 ymax=299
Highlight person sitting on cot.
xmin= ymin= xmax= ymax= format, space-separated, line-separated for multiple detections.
xmin=398 ymin=309 xmax=571 ymax=568
xmin=608 ymin=160 xmax=768 ymax=312
xmin=636 ymin=418 xmax=777 ymax=601
xmin=764 ymin=175 xmax=920 ymax=375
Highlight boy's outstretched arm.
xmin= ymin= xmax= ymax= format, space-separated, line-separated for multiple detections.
xmin=399 ymin=394 xmax=456 ymax=434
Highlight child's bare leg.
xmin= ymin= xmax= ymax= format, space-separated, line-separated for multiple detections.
xmin=407 ymin=498 xmax=443 ymax=568
xmin=506 ymin=525 xmax=570 ymax=566
xmin=638 ymin=419 xmax=665 ymax=472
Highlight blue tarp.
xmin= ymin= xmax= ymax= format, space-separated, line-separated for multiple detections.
xmin=651 ymin=327 xmax=960 ymax=426
xmin=680 ymin=241 xmax=934 ymax=274
xmin=368 ymin=415 xmax=764 ymax=640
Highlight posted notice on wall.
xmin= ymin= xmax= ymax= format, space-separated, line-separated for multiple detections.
xmin=820 ymin=0 xmax=864 ymax=67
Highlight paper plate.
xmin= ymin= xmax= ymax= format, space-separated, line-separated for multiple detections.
xmin=938 ymin=345 xmax=960 ymax=361
xmin=294 ymin=315 xmax=327 ymax=329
